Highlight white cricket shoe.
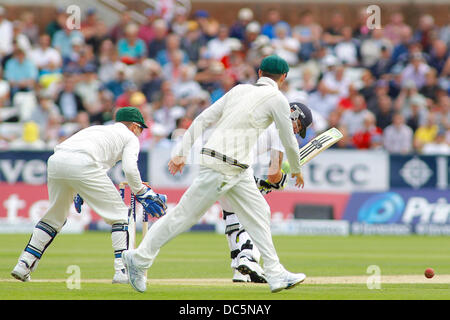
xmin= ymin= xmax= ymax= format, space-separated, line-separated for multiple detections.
xmin=112 ymin=268 xmax=129 ymax=284
xmin=11 ymin=260 xmax=32 ymax=282
xmin=267 ymin=271 xmax=306 ymax=293
xmin=236 ymin=256 xmax=267 ymax=283
xmin=122 ymin=250 xmax=147 ymax=293
xmin=232 ymin=269 xmax=250 ymax=282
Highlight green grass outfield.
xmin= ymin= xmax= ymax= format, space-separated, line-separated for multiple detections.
xmin=1 ymin=232 xmax=450 ymax=300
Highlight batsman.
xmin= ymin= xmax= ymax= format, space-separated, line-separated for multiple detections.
xmin=122 ymin=55 xmax=308 ymax=293
xmin=11 ymin=107 xmax=168 ymax=284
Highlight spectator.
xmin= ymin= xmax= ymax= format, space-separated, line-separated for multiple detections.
xmin=75 ymin=65 xmax=102 ymax=114
xmin=45 ymin=8 xmax=66 ymax=41
xmin=243 ymin=21 xmax=261 ymax=51
xmin=395 ymin=80 xmax=428 ymax=125
xmin=339 ymin=94 xmax=373 ymax=136
xmin=401 ymin=52 xmax=430 ymax=89
xmin=261 ymin=8 xmax=285 ymax=39
xmin=371 ymin=45 xmax=393 ymax=78
xmin=30 ymin=34 xmax=63 ymax=75
xmin=352 ymin=7 xmax=372 ymax=40
xmin=153 ymin=91 xmax=182 ymax=133
xmin=138 ymin=8 xmax=157 ymax=43
xmin=89 ymin=88 xmax=115 ymax=125
xmin=30 ymin=92 xmax=60 ymax=137
xmin=172 ymin=64 xmax=202 ymax=100
xmin=414 ymin=14 xmax=439 ymax=53
xmin=20 ymin=11 xmax=39 ymax=45
xmin=116 ymin=81 xmax=139 ymax=108
xmin=439 ymin=13 xmax=450 ymax=46
xmin=271 ymin=22 xmax=300 ymax=66
xmin=383 ymin=112 xmax=414 ymax=154
xmin=109 ymin=11 xmax=133 ymax=44
xmin=229 ymin=8 xmax=254 ymax=41
xmin=292 ymin=10 xmax=322 ymax=61
xmin=55 ymin=75 xmax=86 ymax=122
xmin=52 ymin=25 xmax=84 ymax=59
xmin=374 ymin=94 xmax=395 ymax=130
xmin=307 ymin=80 xmax=339 ymax=120
xmin=322 ymin=63 xmax=351 ymax=100
xmin=428 ymin=39 xmax=449 ymax=76
xmin=194 ymin=10 xmax=218 ymax=41
xmin=9 ymin=121 xmax=46 ymax=150
xmin=359 ymin=69 xmax=377 ymax=108
xmin=162 ymin=49 xmax=188 ymax=84
xmin=156 ymin=33 xmax=188 ymax=66
xmin=171 ymin=7 xmax=190 ymax=37
xmin=0 ymin=6 xmax=13 ymax=59
xmin=148 ymin=19 xmax=169 ymax=59
xmin=420 ymin=68 xmax=440 ymax=102
xmin=391 ymin=26 xmax=414 ymax=65
xmin=421 ymin=129 xmax=450 ymax=155
xmin=117 ymin=23 xmax=147 ymax=63
xmin=97 ymin=39 xmax=120 ymax=83
xmin=413 ymin=112 xmax=439 ymax=151
xmin=360 ymin=28 xmax=393 ymax=68
xmin=105 ymin=63 xmax=129 ymax=99
xmin=334 ymin=26 xmax=359 ymax=66
xmin=11 ymin=20 xmax=32 ymax=54
xmin=352 ymin=112 xmax=383 ymax=149
xmin=141 ymin=60 xmax=163 ymax=102
xmin=383 ymin=12 xmax=408 ymax=45
xmin=323 ymin=12 xmax=345 ymax=47
xmin=0 ymin=66 xmax=10 ymax=107
xmin=181 ymin=21 xmax=207 ymax=64
xmin=4 ymin=47 xmax=38 ymax=98
xmin=206 ymin=24 xmax=234 ymax=60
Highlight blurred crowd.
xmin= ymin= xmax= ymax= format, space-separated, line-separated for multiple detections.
xmin=0 ymin=5 xmax=448 ymax=155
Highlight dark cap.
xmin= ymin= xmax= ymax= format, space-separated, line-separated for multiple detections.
xmin=260 ymin=55 xmax=289 ymax=75
xmin=290 ymin=102 xmax=312 ymax=138
xmin=116 ymin=107 xmax=148 ymax=128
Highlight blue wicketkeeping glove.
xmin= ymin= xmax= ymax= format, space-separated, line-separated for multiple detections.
xmin=135 ymin=184 xmax=168 ymax=218
xmin=73 ymin=194 xmax=84 ymax=213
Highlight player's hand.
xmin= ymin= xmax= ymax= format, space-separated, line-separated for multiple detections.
xmin=291 ymin=172 xmax=304 ymax=188
xmin=268 ymin=170 xmax=288 ymax=190
xmin=254 ymin=176 xmax=273 ymax=195
xmin=135 ymin=185 xmax=167 ymax=218
xmin=168 ymin=156 xmax=186 ymax=175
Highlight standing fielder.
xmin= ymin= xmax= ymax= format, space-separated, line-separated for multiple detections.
xmin=11 ymin=107 xmax=167 ymax=284
xmin=223 ymin=102 xmax=312 ymax=283
xmin=122 ymin=55 xmax=307 ymax=293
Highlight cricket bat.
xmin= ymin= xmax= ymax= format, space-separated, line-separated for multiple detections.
xmin=299 ymin=127 xmax=343 ymax=166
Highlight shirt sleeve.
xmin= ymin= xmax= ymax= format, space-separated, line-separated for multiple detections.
xmin=270 ymin=94 xmax=302 ymax=174
xmin=121 ymin=135 xmax=145 ymax=194
xmin=174 ymin=90 xmax=228 ymax=158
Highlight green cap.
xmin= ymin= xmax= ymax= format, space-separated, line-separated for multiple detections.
xmin=116 ymin=107 xmax=148 ymax=128
xmin=259 ymin=55 xmax=289 ymax=74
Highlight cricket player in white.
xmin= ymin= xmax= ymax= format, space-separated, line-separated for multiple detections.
xmin=123 ymin=55 xmax=306 ymax=293
xmin=222 ymin=102 xmax=313 ymax=283
xmin=11 ymin=107 xmax=167 ymax=284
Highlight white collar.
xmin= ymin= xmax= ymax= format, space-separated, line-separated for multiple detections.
xmin=256 ymin=77 xmax=279 ymax=89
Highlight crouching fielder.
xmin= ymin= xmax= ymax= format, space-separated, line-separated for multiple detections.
xmin=223 ymin=102 xmax=313 ymax=283
xmin=11 ymin=107 xmax=167 ymax=284
xmin=122 ymin=55 xmax=307 ymax=293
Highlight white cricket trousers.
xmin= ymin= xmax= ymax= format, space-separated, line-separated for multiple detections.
xmin=133 ymin=166 xmax=286 ymax=278
xmin=42 ymin=151 xmax=129 ymax=231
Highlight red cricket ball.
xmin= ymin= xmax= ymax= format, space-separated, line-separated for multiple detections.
xmin=424 ymin=268 xmax=435 ymax=279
